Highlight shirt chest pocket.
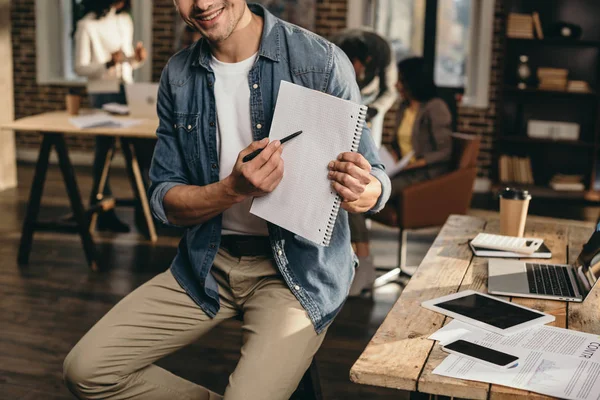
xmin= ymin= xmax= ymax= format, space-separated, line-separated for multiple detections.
xmin=174 ymin=114 xmax=200 ymax=162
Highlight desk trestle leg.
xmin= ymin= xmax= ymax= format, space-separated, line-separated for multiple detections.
xmin=18 ymin=134 xmax=53 ymax=266
xmin=120 ymin=137 xmax=157 ymax=242
xmin=54 ymin=134 xmax=98 ymax=271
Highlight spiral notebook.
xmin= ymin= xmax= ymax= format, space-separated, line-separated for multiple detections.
xmin=250 ymin=81 xmax=367 ymax=246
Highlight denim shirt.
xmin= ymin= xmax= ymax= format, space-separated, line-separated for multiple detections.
xmin=148 ymin=4 xmax=391 ymax=333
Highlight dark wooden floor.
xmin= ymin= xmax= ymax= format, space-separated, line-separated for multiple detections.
xmin=0 ymin=163 xmax=413 ymax=400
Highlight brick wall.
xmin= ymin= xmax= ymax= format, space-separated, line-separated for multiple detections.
xmin=456 ymin=0 xmax=505 ymax=178
xmin=11 ymin=0 xmax=175 ymax=151
xmin=315 ymin=0 xmax=348 ymax=38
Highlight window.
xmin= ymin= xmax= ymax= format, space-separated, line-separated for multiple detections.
xmin=347 ymin=0 xmax=425 ymax=61
xmin=373 ymin=0 xmax=425 ymax=60
xmin=347 ymin=0 xmax=495 ymax=108
xmin=434 ymin=0 xmax=471 ymax=87
xmin=35 ymin=0 xmax=152 ymax=85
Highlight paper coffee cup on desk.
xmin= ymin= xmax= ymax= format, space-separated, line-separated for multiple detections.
xmin=499 ymin=187 xmax=531 ymax=237
xmin=65 ymin=94 xmax=81 ymax=116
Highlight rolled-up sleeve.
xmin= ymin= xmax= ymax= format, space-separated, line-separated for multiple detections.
xmin=148 ymin=65 xmax=189 ymax=226
xmin=325 ymin=45 xmax=391 ymax=214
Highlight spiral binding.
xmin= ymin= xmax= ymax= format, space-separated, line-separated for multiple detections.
xmin=322 ymin=105 xmax=368 ymax=246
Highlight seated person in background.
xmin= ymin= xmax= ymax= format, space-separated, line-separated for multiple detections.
xmin=74 ymin=0 xmax=148 ymax=232
xmin=387 ymin=57 xmax=453 ymax=208
xmin=348 ymin=57 xmax=453 ymax=295
xmin=332 ymin=29 xmax=398 ymax=296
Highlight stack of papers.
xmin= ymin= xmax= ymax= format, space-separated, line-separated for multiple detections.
xmin=69 ymin=114 xmax=142 ymax=129
xmin=430 ymin=320 xmax=600 ymax=400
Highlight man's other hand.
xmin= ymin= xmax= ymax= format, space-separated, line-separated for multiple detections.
xmin=328 ymin=152 xmax=379 ymax=213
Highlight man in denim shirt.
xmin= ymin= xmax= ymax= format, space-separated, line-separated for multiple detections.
xmin=64 ymin=1 xmax=390 ymax=399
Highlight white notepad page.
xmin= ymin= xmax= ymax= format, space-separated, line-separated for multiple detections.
xmin=250 ymin=81 xmax=367 ymax=246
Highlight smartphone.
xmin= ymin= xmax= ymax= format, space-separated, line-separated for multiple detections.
xmin=441 ymin=339 xmax=520 ymax=369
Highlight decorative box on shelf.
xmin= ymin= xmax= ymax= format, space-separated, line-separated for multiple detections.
xmin=527 ymin=120 xmax=580 ymax=141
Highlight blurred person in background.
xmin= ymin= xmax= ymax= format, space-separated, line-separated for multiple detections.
xmin=74 ymin=0 xmax=148 ymax=232
xmin=332 ymin=29 xmax=398 ymax=296
xmin=331 ymin=28 xmax=398 ymax=147
xmin=388 ymin=57 xmax=453 ymax=201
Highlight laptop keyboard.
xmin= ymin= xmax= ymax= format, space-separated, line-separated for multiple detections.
xmin=525 ymin=263 xmax=576 ymax=297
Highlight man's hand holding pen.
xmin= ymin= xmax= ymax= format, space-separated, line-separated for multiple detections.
xmin=224 ymin=138 xmax=284 ymax=201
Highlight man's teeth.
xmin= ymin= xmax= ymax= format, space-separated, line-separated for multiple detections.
xmin=200 ymin=9 xmax=223 ymax=21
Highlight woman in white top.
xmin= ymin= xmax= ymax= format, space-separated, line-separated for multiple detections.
xmin=74 ymin=0 xmax=147 ymax=232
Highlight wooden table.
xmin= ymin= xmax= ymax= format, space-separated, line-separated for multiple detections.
xmin=351 ymin=213 xmax=599 ymax=399
xmin=1 ymin=110 xmax=159 ymax=270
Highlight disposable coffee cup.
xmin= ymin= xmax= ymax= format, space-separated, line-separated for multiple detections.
xmin=499 ymin=187 xmax=531 ymax=237
xmin=66 ymin=94 xmax=81 ymax=115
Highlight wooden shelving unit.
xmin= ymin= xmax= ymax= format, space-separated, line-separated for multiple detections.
xmin=498 ymin=0 xmax=600 ymax=202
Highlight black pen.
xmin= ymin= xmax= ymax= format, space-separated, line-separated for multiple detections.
xmin=243 ymin=130 xmax=303 ymax=162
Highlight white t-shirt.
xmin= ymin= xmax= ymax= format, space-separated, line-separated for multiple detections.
xmin=210 ymin=53 xmax=269 ymax=236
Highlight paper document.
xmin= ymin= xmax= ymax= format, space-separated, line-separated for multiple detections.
xmin=69 ymin=114 xmax=142 ymax=129
xmin=436 ymin=352 xmax=600 ymax=400
xmin=433 ymin=320 xmax=600 ymax=362
xmin=432 ymin=320 xmax=600 ymax=399
xmin=378 ymin=146 xmax=414 ymax=177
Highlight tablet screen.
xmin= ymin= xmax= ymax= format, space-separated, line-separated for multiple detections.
xmin=434 ymin=293 xmax=545 ymax=329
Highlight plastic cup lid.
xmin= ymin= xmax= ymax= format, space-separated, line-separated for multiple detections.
xmin=499 ymin=187 xmax=531 ymax=200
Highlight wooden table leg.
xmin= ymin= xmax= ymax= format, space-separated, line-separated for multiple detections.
xmin=89 ymin=136 xmax=116 ymax=233
xmin=17 ymin=134 xmax=53 ymax=265
xmin=53 ymin=134 xmax=99 ymax=271
xmin=120 ymin=137 xmax=157 ymax=242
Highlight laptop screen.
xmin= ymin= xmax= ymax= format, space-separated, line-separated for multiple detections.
xmin=575 ymin=224 xmax=600 ymax=298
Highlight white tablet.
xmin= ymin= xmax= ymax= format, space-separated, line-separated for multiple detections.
xmin=421 ymin=290 xmax=555 ymax=335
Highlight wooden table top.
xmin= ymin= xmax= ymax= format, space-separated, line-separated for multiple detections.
xmin=350 ymin=213 xmax=599 ymax=400
xmin=1 ymin=110 xmax=159 ymax=139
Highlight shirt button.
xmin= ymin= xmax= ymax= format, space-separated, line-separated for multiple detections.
xmin=187 ymin=125 xmax=192 ymax=130
xmin=253 ymin=83 xmax=259 ymax=89
xmin=210 ymin=121 xmax=215 ymax=127
xmin=256 ymin=123 xmax=262 ymax=129
xmin=209 ymin=244 xmax=216 ymax=249
xmin=208 ymin=81 xmax=213 ymax=87
xmin=211 ymin=163 xmax=217 ymax=169
xmin=294 ymin=285 xmax=300 ymax=291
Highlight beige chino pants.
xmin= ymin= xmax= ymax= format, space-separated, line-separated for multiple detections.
xmin=63 ymin=248 xmax=327 ymax=400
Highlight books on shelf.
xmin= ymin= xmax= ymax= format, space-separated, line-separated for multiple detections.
xmin=527 ymin=120 xmax=580 ymax=141
xmin=507 ymin=13 xmax=534 ymax=39
xmin=550 ymin=174 xmax=585 ymax=192
xmin=532 ymin=12 xmax=544 ymax=39
xmin=498 ymin=155 xmax=534 ymax=185
xmin=537 ymin=67 xmax=569 ymax=91
xmin=568 ymin=80 xmax=591 ymax=93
